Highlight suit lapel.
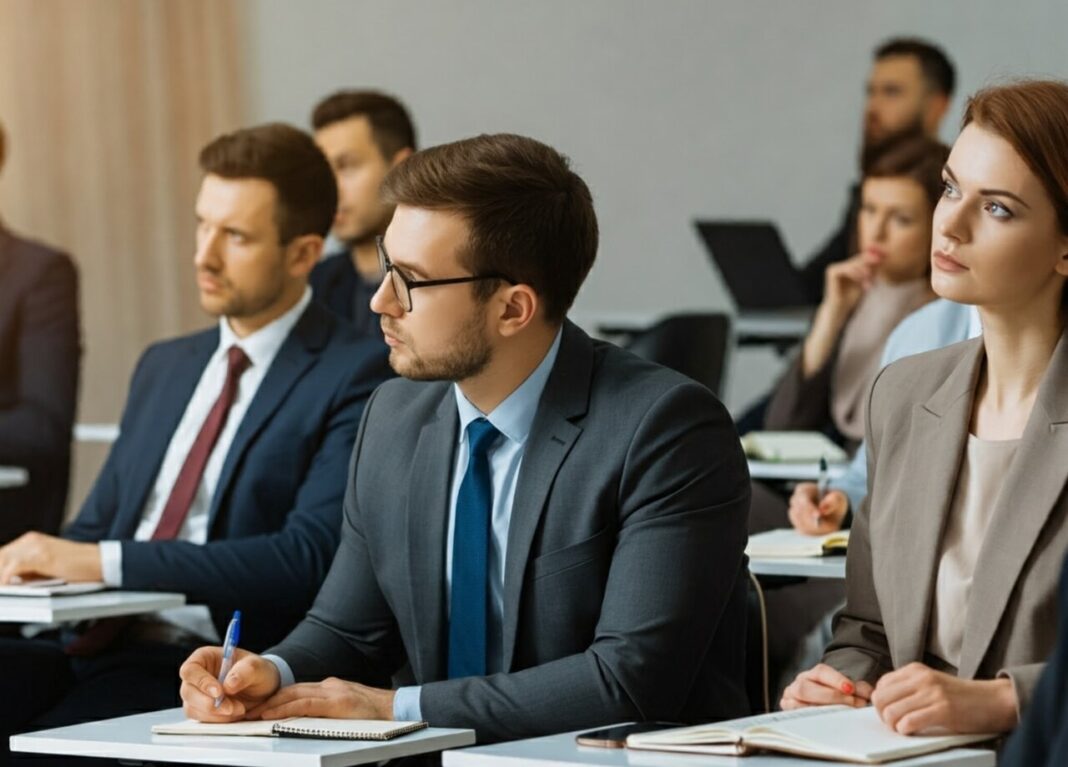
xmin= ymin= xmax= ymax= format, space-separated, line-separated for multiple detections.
xmin=958 ymin=328 xmax=1068 ymax=678
xmin=117 ymin=333 xmax=217 ymax=537
xmin=406 ymin=392 xmax=459 ymax=682
xmin=500 ymin=322 xmax=591 ymax=670
xmin=207 ymin=304 xmax=329 ymax=529
xmin=883 ymin=339 xmax=982 ymax=666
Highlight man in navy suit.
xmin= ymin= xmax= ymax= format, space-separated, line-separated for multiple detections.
xmin=0 ymin=122 xmax=391 ymax=757
xmin=0 ymin=120 xmax=81 ymax=542
xmin=308 ymin=90 xmax=416 ymax=336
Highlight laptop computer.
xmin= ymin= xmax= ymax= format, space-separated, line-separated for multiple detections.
xmin=694 ymin=220 xmax=813 ymax=311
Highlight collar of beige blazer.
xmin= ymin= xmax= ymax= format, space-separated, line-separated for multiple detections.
xmin=886 ymin=328 xmax=1068 ymax=679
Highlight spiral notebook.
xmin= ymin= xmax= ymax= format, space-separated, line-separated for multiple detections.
xmin=151 ymin=717 xmax=428 ymax=741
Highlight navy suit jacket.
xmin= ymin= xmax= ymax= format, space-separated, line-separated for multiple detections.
xmin=1001 ymin=553 xmax=1068 ymax=766
xmin=0 ymin=229 xmax=81 ymax=541
xmin=64 ymin=300 xmax=392 ymax=651
xmin=308 ymin=253 xmax=381 ymax=340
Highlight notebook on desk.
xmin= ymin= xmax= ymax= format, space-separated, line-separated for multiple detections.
xmin=626 ymin=705 xmax=994 ymax=763
xmin=741 ymin=431 xmax=849 ymax=464
xmin=0 ymin=578 xmax=106 ymax=597
xmin=746 ymin=528 xmax=850 ymax=558
xmin=152 ymin=717 xmax=428 ymax=741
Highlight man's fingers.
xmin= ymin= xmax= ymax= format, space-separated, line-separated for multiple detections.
xmin=222 ymin=654 xmax=266 ymax=695
xmin=179 ymin=647 xmax=224 ymax=696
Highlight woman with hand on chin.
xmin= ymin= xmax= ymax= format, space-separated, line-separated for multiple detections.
xmin=763 ymin=134 xmax=945 ymax=459
xmin=782 ymin=80 xmax=1068 ymax=738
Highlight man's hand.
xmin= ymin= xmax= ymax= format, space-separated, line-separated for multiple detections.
xmin=781 ymin=663 xmax=874 ymax=710
xmin=179 ymin=646 xmax=282 ymax=722
xmin=0 ymin=532 xmax=101 ymax=583
xmin=871 ymin=663 xmax=1018 ymax=735
xmin=788 ymin=483 xmax=850 ymax=535
xmin=249 ymin=678 xmax=396 ymax=722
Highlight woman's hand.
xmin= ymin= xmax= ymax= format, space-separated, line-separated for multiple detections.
xmin=781 ymin=663 xmax=874 ymax=710
xmin=871 ymin=663 xmax=1018 ymax=735
xmin=822 ymin=253 xmax=877 ymax=317
xmin=788 ymin=483 xmax=850 ymax=535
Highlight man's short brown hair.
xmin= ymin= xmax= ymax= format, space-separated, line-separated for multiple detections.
xmin=198 ymin=122 xmax=337 ymax=243
xmin=381 ymin=133 xmax=598 ymax=323
xmin=311 ymin=90 xmax=417 ymax=161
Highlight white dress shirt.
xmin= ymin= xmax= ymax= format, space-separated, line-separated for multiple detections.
xmin=99 ymin=288 xmax=312 ymax=641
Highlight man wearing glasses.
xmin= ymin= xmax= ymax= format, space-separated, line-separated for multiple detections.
xmin=179 ymin=133 xmax=751 ymax=743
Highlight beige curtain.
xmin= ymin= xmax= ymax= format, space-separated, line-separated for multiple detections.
xmin=0 ymin=0 xmax=249 ymax=515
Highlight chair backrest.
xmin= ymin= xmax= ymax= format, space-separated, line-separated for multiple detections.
xmin=746 ymin=569 xmax=771 ymax=714
xmin=624 ymin=313 xmax=731 ymax=396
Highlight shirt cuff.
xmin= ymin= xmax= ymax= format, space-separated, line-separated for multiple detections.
xmin=393 ymin=685 xmax=423 ymax=721
xmin=262 ymin=654 xmax=296 ymax=688
xmin=99 ymin=540 xmax=123 ymax=587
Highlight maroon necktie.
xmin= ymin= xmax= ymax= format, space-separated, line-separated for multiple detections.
xmin=151 ymin=345 xmax=251 ymax=540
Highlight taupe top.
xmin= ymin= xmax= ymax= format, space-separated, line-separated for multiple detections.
xmin=927 ymin=434 xmax=1020 ymax=668
xmin=830 ymin=277 xmax=933 ymax=441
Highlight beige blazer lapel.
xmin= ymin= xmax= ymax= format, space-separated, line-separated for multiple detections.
xmin=881 ymin=338 xmax=983 ymax=666
xmin=958 ymin=328 xmax=1068 ymax=678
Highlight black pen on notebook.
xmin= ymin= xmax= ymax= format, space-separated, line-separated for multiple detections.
xmin=814 ymin=456 xmax=830 ymax=528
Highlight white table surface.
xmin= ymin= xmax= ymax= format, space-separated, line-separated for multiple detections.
xmin=0 ymin=590 xmax=185 ymax=623
xmin=0 ymin=466 xmax=29 ymax=489
xmin=11 ymin=707 xmax=476 ymax=766
xmin=747 ymin=460 xmax=848 ymax=482
xmin=748 ymin=556 xmax=846 ymax=579
xmin=74 ymin=422 xmax=120 ymax=443
xmin=443 ymin=729 xmax=995 ymax=767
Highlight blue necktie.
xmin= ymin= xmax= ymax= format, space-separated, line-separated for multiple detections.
xmin=448 ymin=418 xmax=500 ymax=679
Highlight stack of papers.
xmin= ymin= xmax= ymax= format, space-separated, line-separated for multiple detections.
xmin=0 ymin=578 xmax=106 ymax=597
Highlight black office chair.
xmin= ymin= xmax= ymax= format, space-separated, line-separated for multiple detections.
xmin=623 ymin=313 xmax=731 ymax=397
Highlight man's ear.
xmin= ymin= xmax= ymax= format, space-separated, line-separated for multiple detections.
xmin=286 ymin=234 xmax=324 ymax=278
xmin=389 ymin=147 xmax=413 ymax=169
xmin=924 ymin=92 xmax=950 ymax=136
xmin=495 ymin=283 xmax=539 ymax=338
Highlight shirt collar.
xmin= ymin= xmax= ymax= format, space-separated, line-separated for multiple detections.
xmin=218 ymin=286 xmax=312 ymax=369
xmin=966 ymin=305 xmax=983 ymax=339
xmin=453 ymin=328 xmax=563 ymax=446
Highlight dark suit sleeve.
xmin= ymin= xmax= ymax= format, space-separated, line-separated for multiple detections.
xmin=264 ymin=386 xmax=406 ymax=686
xmin=62 ymin=349 xmax=157 ymax=543
xmin=821 ymin=364 xmax=894 ymax=684
xmin=112 ymin=352 xmax=386 ymax=615
xmin=1000 ymin=555 xmax=1068 ymax=767
xmin=272 ymin=381 xmax=751 ymax=741
xmin=764 ymin=350 xmax=835 ymax=432
xmin=0 ymin=251 xmax=80 ymax=463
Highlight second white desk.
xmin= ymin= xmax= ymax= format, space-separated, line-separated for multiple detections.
xmin=0 ymin=591 xmax=185 ymax=623
xmin=443 ymin=730 xmax=994 ymax=767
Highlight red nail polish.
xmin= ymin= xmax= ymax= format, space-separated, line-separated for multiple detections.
xmin=841 ymin=681 xmax=854 ymax=694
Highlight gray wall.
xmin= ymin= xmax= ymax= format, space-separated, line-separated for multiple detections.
xmin=245 ymin=0 xmax=1067 ymax=409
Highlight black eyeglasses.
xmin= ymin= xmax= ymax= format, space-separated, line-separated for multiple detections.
xmin=375 ymin=236 xmax=516 ymax=312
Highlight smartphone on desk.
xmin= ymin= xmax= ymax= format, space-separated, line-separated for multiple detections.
xmin=575 ymin=722 xmax=681 ymax=748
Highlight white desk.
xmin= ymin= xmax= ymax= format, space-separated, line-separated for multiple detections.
xmin=0 ymin=466 xmax=29 ymax=489
xmin=747 ymin=460 xmax=847 ymax=483
xmin=74 ymin=422 xmax=120 ymax=443
xmin=748 ymin=556 xmax=846 ymax=579
xmin=734 ymin=309 xmax=812 ymax=343
xmin=443 ymin=730 xmax=994 ymax=767
xmin=0 ymin=590 xmax=185 ymax=623
xmin=11 ymin=707 xmax=476 ymax=766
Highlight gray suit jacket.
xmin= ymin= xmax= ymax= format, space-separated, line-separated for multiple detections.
xmin=269 ymin=321 xmax=751 ymax=742
xmin=824 ymin=331 xmax=1068 ymax=715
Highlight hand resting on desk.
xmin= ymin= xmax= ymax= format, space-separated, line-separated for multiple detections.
xmin=0 ymin=532 xmax=102 ymax=583
xmin=179 ymin=646 xmax=395 ymax=723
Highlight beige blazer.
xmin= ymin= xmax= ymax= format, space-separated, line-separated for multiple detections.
xmin=823 ymin=330 xmax=1068 ymax=714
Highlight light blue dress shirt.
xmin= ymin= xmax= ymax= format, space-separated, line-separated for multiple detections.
xmin=832 ymin=299 xmax=982 ymax=511
xmin=268 ymin=329 xmax=562 ymax=723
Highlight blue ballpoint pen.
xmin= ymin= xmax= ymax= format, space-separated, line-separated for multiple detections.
xmin=214 ymin=610 xmax=242 ymax=709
